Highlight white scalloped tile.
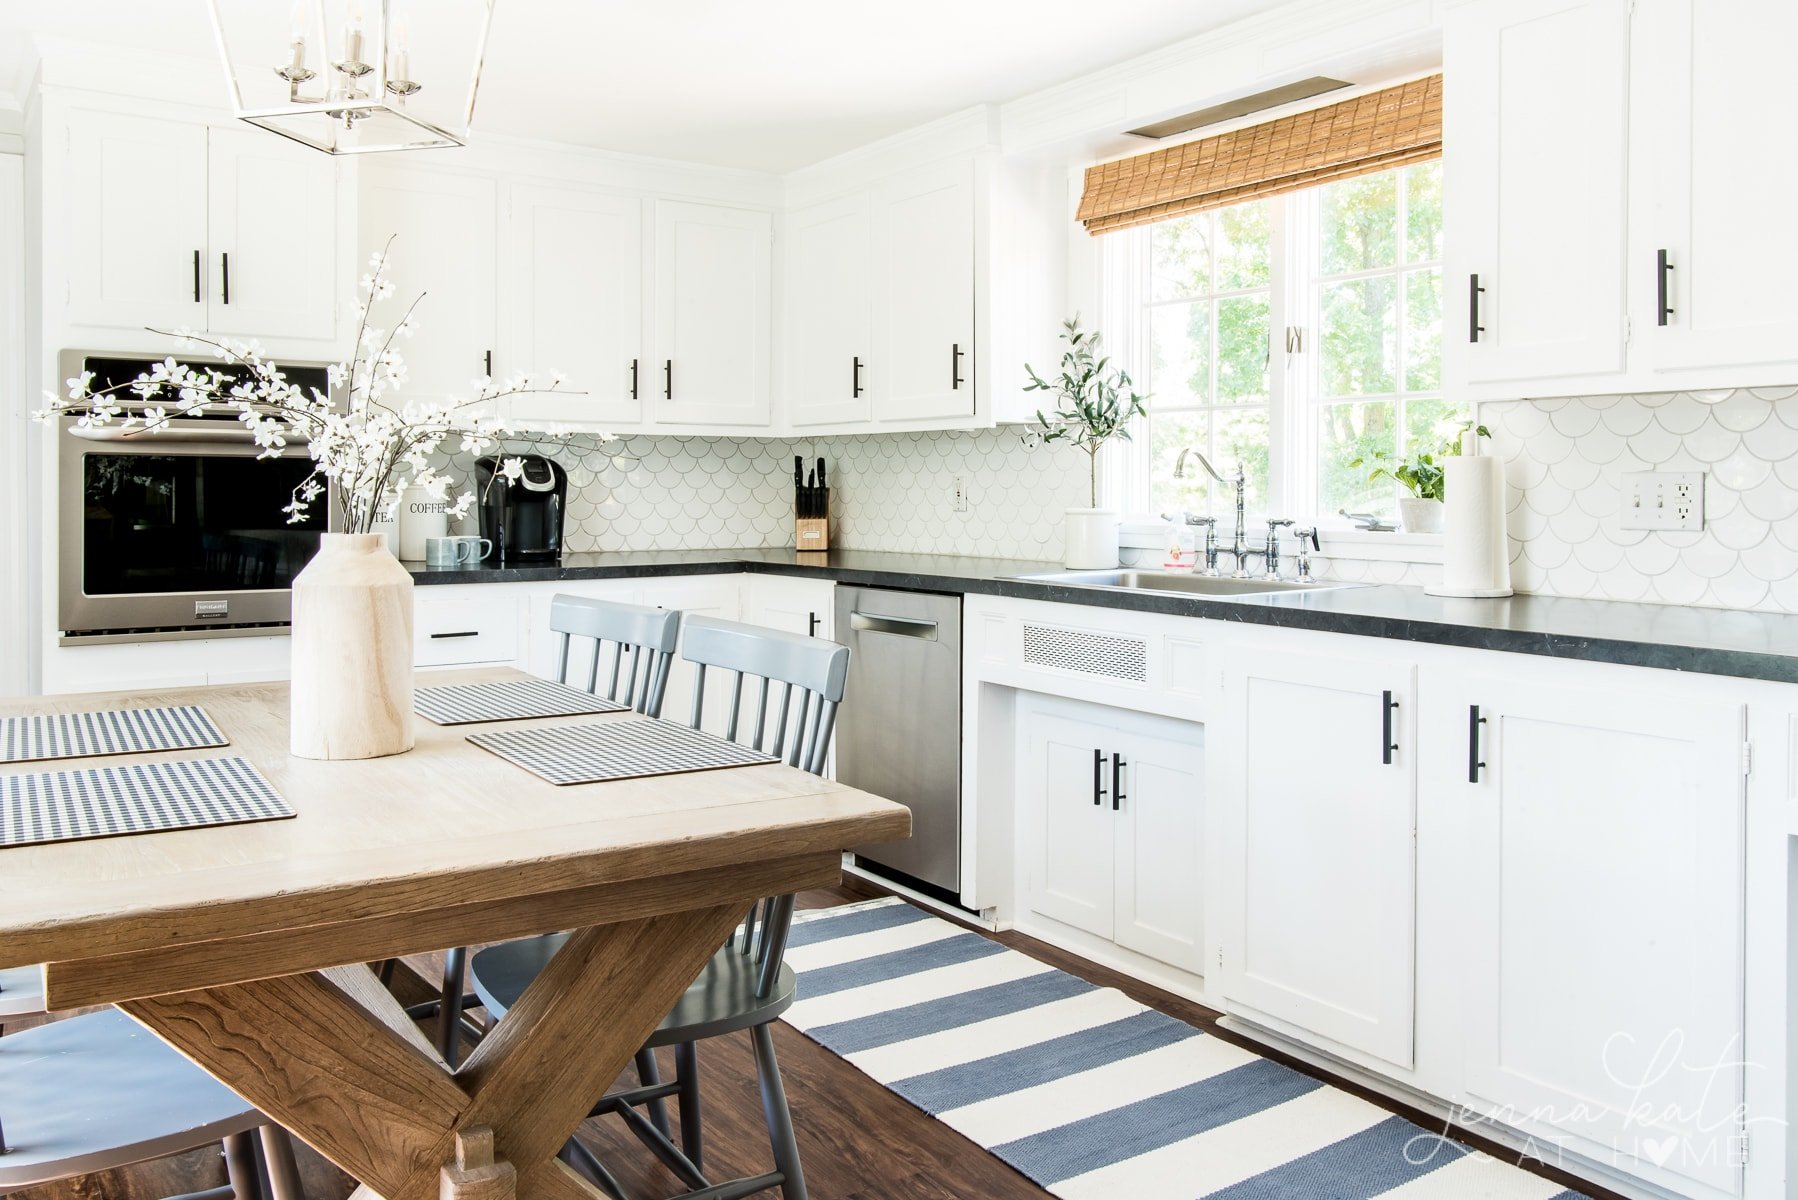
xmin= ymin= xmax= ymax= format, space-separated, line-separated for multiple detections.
xmin=1547 ymin=504 xmax=1600 ymax=546
xmin=1709 ymin=391 xmax=1773 ymax=433
xmin=1682 ymin=422 xmax=1741 ymax=463
xmin=1738 ymin=538 xmax=1798 ymax=583
xmin=1711 ymin=445 xmax=1775 ymax=492
xmin=1547 ymin=403 xmax=1603 ymax=438
xmin=1707 ymin=505 xmax=1769 ymax=552
xmin=1741 ymin=473 xmax=1798 ymax=522
xmin=1546 ymin=454 xmax=1604 ymax=492
xmin=1625 ymin=419 xmax=1684 ymax=464
xmin=1572 ymin=537 xmax=1626 ymax=573
xmin=1748 ymin=385 xmax=1798 ymax=402
xmin=1600 ymin=402 xmax=1657 ymax=437
xmin=1650 ymin=572 xmax=1710 ymax=605
xmin=1706 ymin=573 xmax=1769 ymax=610
xmin=1680 ymin=536 xmax=1742 ymax=578
xmin=1742 ymin=416 xmax=1798 ymax=461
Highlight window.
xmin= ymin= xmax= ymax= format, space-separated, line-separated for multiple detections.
xmin=1111 ymin=160 xmax=1459 ymax=526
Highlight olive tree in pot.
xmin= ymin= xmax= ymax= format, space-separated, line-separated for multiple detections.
xmin=1353 ymin=422 xmax=1490 ymax=533
xmin=1022 ymin=318 xmax=1148 ymax=569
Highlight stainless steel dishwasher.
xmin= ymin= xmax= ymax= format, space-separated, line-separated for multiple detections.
xmin=833 ymin=585 xmax=962 ymax=896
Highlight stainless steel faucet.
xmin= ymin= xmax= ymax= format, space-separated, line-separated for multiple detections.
xmin=1174 ymin=449 xmax=1256 ymax=578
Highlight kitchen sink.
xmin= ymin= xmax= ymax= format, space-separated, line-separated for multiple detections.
xmin=1017 ymin=570 xmax=1360 ymax=597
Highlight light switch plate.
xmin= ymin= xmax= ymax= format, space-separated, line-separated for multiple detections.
xmin=1619 ymin=471 xmax=1705 ymax=531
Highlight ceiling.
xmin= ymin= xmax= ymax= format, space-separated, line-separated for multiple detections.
xmin=0 ymin=1 xmax=1286 ymax=171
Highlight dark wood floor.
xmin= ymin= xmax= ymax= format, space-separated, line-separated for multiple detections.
xmin=7 ymin=878 xmax=1622 ymax=1200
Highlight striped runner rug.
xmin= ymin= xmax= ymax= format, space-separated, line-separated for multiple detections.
xmin=783 ymin=898 xmax=1588 ymax=1200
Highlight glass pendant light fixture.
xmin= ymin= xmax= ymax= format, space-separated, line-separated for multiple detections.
xmin=207 ymin=0 xmax=496 ymax=154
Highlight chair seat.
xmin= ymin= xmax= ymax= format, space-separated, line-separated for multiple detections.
xmin=471 ymin=934 xmax=798 ymax=1045
xmin=0 ymin=964 xmax=45 ymax=1018
xmin=0 ymin=1008 xmax=264 ymax=1188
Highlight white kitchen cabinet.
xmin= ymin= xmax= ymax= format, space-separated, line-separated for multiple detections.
xmin=504 ymin=185 xmax=644 ymax=430
xmin=785 ymin=194 xmax=873 ymax=428
xmin=63 ymin=108 xmax=341 ymax=343
xmin=1631 ymin=0 xmax=1798 ymax=379
xmin=361 ymin=166 xmax=498 ymax=401
xmin=872 ymin=158 xmax=976 ymax=423
xmin=1019 ymin=693 xmax=1204 ymax=974
xmin=1422 ymin=669 xmax=1746 ymax=1199
xmin=651 ymin=200 xmax=772 ymax=428
xmin=1443 ymin=0 xmax=1630 ymax=392
xmin=413 ymin=590 xmax=523 ymax=669
xmin=742 ymin=575 xmax=835 ymax=641
xmin=1209 ymin=643 xmax=1417 ymax=1069
xmin=641 ymin=574 xmax=743 ymax=734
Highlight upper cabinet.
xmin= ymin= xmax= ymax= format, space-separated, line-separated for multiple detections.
xmin=650 ymin=200 xmax=773 ymax=428
xmin=872 ymin=158 xmax=977 ymax=424
xmin=1445 ymin=0 xmax=1798 ymax=398
xmin=785 ymin=193 xmax=873 ymax=428
xmin=61 ymin=105 xmax=345 ymax=349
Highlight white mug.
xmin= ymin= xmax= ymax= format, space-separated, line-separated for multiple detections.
xmin=424 ymin=536 xmax=493 ymax=568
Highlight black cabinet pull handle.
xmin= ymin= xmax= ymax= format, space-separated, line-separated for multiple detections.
xmin=951 ymin=343 xmax=965 ymax=389
xmin=1092 ymin=748 xmax=1107 ymax=807
xmin=430 ymin=630 xmax=480 ymax=640
xmin=1468 ymin=705 xmax=1488 ymax=783
xmin=852 ymin=356 xmax=864 ymax=398
xmin=1468 ymin=274 xmax=1485 ymax=343
xmin=664 ymin=359 xmax=673 ymax=400
xmin=1657 ymin=249 xmax=1674 ymax=326
xmin=630 ymin=358 xmax=639 ymax=400
xmin=484 ymin=350 xmax=493 ymax=377
xmin=1111 ymin=753 xmax=1126 ymax=811
xmin=1382 ymin=690 xmax=1399 ymax=765
xmin=807 ymin=612 xmax=820 ymax=637
xmin=192 ymin=250 xmax=202 ymax=303
xmin=221 ymin=252 xmax=230 ymax=305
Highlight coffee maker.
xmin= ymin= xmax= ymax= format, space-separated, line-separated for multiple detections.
xmin=475 ymin=455 xmax=567 ymax=563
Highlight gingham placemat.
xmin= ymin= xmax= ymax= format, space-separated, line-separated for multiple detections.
xmin=0 ymin=705 xmax=228 ymax=764
xmin=468 ymin=718 xmax=777 ymax=786
xmin=414 ymin=678 xmax=629 ymax=726
xmin=0 ymin=756 xmax=294 ymax=849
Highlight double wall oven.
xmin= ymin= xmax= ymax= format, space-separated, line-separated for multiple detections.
xmin=58 ymin=352 xmax=338 ymax=641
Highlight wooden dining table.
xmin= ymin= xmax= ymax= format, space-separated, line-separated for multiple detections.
xmin=0 ymin=667 xmax=910 ymax=1200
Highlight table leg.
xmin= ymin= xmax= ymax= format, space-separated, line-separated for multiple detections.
xmin=122 ymin=903 xmax=745 ymax=1200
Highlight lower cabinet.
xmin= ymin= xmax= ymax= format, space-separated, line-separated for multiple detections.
xmin=741 ymin=575 xmax=835 ymax=641
xmin=1209 ymin=642 xmax=1419 ymax=1070
xmin=1018 ymin=693 xmax=1205 ymax=974
xmin=1422 ymin=669 xmax=1748 ymax=1199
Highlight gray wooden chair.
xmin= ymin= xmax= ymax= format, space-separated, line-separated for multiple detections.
xmin=0 ymin=1007 xmax=305 ymax=1200
xmin=427 ymin=594 xmax=682 ymax=1063
xmin=0 ymin=964 xmax=45 ymax=1035
xmin=469 ymin=616 xmax=850 ymax=1200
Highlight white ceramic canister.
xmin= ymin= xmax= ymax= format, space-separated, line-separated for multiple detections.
xmin=398 ymin=485 xmax=450 ymax=562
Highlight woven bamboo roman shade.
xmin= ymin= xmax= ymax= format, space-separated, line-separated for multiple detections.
xmin=1077 ymin=74 xmax=1442 ymax=235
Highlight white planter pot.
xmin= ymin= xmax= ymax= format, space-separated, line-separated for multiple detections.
xmin=1063 ymin=508 xmax=1121 ymax=569
xmin=289 ymin=533 xmax=416 ymax=761
xmin=1399 ymin=497 xmax=1445 ymax=534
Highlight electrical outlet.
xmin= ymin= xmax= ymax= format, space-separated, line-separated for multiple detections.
xmin=1619 ymin=471 xmax=1705 ymax=531
xmin=952 ymin=476 xmax=969 ymax=512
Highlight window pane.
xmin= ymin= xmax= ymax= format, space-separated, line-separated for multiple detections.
xmin=1151 ymin=302 xmax=1211 ymax=405
xmin=1149 ymin=411 xmax=1212 ymax=516
xmin=1216 ymin=295 xmax=1270 ymax=404
xmin=1317 ymin=400 xmax=1399 ymax=519
xmin=1214 ymin=406 xmax=1271 ymax=517
xmin=1320 ymin=276 xmax=1397 ymax=397
xmin=1319 ymin=172 xmax=1398 ymax=276
xmin=1405 ymin=161 xmax=1443 ymax=264
xmin=1151 ymin=215 xmax=1211 ymax=301
xmin=1405 ymin=268 xmax=1442 ymax=392
xmin=1215 ymin=201 xmax=1270 ymax=291
xmin=1403 ymin=397 xmax=1471 ymax=458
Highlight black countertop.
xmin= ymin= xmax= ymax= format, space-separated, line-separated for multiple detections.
xmin=408 ymin=548 xmax=1798 ymax=685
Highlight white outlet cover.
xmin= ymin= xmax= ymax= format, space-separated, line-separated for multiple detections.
xmin=1619 ymin=470 xmax=1705 ymax=531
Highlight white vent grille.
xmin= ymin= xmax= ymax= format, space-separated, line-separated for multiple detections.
xmin=1022 ymin=624 xmax=1148 ymax=683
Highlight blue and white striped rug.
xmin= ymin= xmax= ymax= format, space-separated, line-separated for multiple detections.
xmin=783 ymin=898 xmax=1588 ymax=1200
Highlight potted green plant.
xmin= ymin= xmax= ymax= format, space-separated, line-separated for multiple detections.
xmin=1354 ymin=422 xmax=1490 ymax=533
xmin=1023 ymin=317 xmax=1148 ymax=568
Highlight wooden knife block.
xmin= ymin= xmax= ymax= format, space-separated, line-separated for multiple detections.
xmin=795 ymin=488 xmax=829 ymax=551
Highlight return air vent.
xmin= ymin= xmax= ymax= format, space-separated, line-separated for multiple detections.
xmin=1126 ymin=76 xmax=1352 ymax=140
xmin=1022 ymin=624 xmax=1148 ymax=683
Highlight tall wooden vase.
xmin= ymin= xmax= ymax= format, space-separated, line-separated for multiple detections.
xmin=289 ymin=533 xmax=416 ymax=760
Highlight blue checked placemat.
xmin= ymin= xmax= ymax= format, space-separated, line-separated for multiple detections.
xmin=0 ymin=757 xmax=294 ymax=848
xmin=414 ymin=678 xmax=629 ymax=726
xmin=468 ymin=718 xmax=776 ymax=786
xmin=0 ymin=706 xmax=228 ymax=764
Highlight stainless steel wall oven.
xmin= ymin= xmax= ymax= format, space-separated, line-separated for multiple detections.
xmin=57 ymin=351 xmax=338 ymax=641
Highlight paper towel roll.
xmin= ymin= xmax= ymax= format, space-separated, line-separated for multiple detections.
xmin=1427 ymin=453 xmax=1513 ymax=597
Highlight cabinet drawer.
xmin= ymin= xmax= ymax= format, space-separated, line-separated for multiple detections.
xmin=414 ymin=596 xmax=519 ymax=667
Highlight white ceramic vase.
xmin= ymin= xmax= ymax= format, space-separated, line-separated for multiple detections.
xmin=289 ymin=533 xmax=416 ymax=761
xmin=1063 ymin=508 xmax=1121 ymax=569
xmin=1399 ymin=497 xmax=1445 ymax=534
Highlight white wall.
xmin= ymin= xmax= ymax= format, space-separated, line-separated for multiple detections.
xmin=0 ymin=150 xmax=25 ymax=696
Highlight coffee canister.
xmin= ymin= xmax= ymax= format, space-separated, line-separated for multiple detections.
xmin=399 ymin=486 xmax=450 ymax=561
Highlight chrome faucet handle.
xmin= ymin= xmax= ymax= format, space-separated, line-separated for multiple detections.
xmin=1262 ymin=518 xmax=1294 ymax=581
xmin=1293 ymin=525 xmax=1321 ymax=583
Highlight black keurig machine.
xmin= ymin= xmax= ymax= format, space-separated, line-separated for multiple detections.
xmin=476 ymin=455 xmax=567 ymax=563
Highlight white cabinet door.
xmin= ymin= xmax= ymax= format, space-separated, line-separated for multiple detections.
xmin=205 ymin=126 xmax=339 ymax=344
xmin=1110 ymin=719 xmax=1205 ymax=975
xmin=1424 ymin=670 xmax=1745 ymax=1198
xmin=642 ymin=575 xmax=743 ymax=734
xmin=65 ymin=109 xmax=210 ymax=332
xmin=1019 ymin=698 xmax=1116 ymax=940
xmin=651 ymin=201 xmax=772 ymax=428
xmin=786 ymin=194 xmax=872 ymax=428
xmin=505 ymin=185 xmax=644 ymax=430
xmin=872 ymin=159 xmax=975 ymax=423
xmin=1211 ymin=643 xmax=1417 ymax=1068
xmin=742 ymin=575 xmax=835 ymax=640
xmin=1444 ymin=0 xmax=1629 ymax=389
xmin=361 ymin=166 xmax=498 ymax=401
xmin=1632 ymin=0 xmax=1798 ymax=377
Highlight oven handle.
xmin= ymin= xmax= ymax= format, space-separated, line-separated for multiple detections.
xmin=66 ymin=426 xmax=311 ymax=446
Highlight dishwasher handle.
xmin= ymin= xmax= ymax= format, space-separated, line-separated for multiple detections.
xmin=848 ymin=611 xmax=939 ymax=640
